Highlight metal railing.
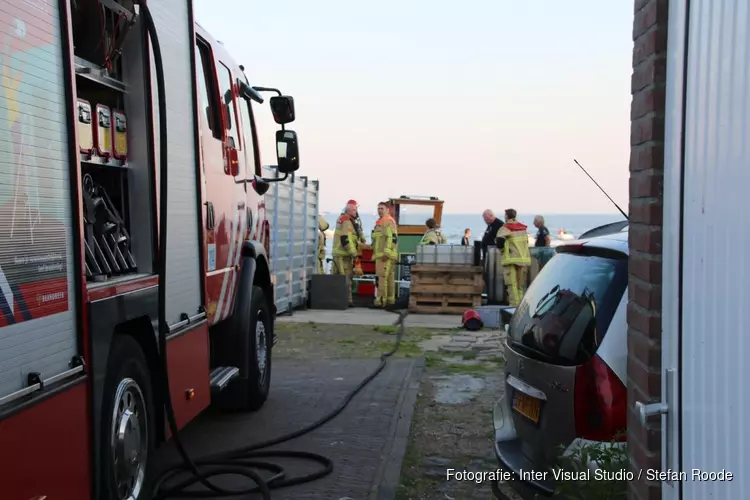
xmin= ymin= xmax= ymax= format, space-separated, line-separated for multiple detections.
xmin=263 ymin=166 xmax=320 ymax=314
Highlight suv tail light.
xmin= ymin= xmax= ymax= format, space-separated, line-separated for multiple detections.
xmin=574 ymin=354 xmax=627 ymax=441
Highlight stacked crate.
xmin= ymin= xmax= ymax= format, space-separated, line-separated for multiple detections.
xmin=408 ymin=245 xmax=483 ymax=314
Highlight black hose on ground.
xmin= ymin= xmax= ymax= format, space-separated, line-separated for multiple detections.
xmin=152 ymin=309 xmax=407 ymax=498
xmin=142 ymin=3 xmax=407 ymax=497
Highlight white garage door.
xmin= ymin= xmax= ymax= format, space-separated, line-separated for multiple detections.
xmin=663 ymin=0 xmax=750 ymax=499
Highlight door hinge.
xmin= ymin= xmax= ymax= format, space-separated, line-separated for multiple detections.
xmin=205 ymin=202 xmax=215 ymax=230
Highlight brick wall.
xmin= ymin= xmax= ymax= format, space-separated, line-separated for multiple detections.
xmin=628 ymin=0 xmax=669 ymax=499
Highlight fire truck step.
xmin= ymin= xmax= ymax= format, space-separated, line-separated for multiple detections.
xmin=209 ymin=366 xmax=240 ymax=392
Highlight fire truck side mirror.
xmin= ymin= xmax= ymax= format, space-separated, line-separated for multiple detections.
xmin=276 ymin=129 xmax=299 ymax=174
xmin=269 ymin=95 xmax=295 ymax=124
xmin=252 ymin=175 xmax=271 ymax=195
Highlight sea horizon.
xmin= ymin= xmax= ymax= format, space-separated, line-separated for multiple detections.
xmin=319 ymin=211 xmax=626 ymax=252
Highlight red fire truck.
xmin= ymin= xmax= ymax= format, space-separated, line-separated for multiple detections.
xmin=0 ymin=1 xmax=300 ymax=498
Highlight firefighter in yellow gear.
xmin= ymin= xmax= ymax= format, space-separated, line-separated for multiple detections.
xmin=332 ymin=201 xmax=360 ymax=306
xmin=371 ymin=201 xmax=398 ymax=308
xmin=317 ymin=216 xmax=329 ymax=274
xmin=419 ymin=218 xmax=447 ymax=245
xmin=495 ymin=208 xmax=531 ymax=307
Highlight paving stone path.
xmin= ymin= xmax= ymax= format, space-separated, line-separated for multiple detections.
xmin=419 ymin=328 xmax=507 ymax=361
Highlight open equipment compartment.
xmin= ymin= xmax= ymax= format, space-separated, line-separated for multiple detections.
xmin=71 ymin=0 xmax=155 ymax=287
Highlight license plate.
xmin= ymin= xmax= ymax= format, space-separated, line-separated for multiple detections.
xmin=512 ymin=392 xmax=541 ymax=424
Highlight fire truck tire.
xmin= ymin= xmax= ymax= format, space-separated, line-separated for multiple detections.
xmin=245 ymin=285 xmax=272 ymax=410
xmin=99 ymin=334 xmax=155 ymax=500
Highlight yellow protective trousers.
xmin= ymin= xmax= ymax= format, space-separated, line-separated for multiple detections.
xmin=334 ymin=256 xmax=354 ymax=305
xmin=375 ymin=259 xmax=395 ymax=306
xmin=503 ymin=264 xmax=528 ymax=307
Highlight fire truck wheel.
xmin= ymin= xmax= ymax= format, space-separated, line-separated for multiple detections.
xmin=247 ymin=285 xmax=272 ymax=410
xmin=100 ymin=334 xmax=155 ymax=500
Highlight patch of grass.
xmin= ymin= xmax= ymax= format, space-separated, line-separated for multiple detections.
xmin=484 ymin=355 xmax=505 ymax=364
xmin=423 ymin=351 xmax=504 ymax=375
xmin=554 ymin=433 xmax=628 ymax=499
xmin=395 ymin=393 xmax=439 ymax=500
xmin=424 ymin=353 xmax=449 ymax=369
xmin=275 ymin=322 xmax=308 ymax=333
xmin=276 ymin=322 xmax=483 ymax=363
xmin=395 ymin=437 xmax=422 ymax=494
xmin=379 ymin=338 xmax=424 ymax=358
xmin=371 ymin=327 xmax=439 ymax=358
xmin=462 ymin=351 xmax=478 ymax=360
xmin=443 ymin=363 xmax=495 ymax=375
xmin=373 ymin=324 xmax=398 ymax=334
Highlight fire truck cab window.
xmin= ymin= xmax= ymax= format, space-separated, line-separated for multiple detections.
xmin=238 ymin=96 xmax=260 ymax=176
xmin=219 ymin=63 xmax=241 ymax=151
xmin=195 ymin=40 xmax=221 ymax=140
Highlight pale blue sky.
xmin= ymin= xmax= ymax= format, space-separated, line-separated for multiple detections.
xmin=193 ymin=0 xmax=634 ymax=214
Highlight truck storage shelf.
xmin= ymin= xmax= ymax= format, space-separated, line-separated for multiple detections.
xmin=74 ymin=56 xmax=127 ymax=93
xmin=81 ymin=159 xmax=128 ymax=170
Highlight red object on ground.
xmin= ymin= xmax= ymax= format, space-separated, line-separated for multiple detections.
xmin=462 ymin=309 xmax=483 ymax=331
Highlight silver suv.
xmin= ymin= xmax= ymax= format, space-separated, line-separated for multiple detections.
xmin=493 ymin=229 xmax=629 ymax=496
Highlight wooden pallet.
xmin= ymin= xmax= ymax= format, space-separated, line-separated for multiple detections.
xmin=408 ymin=265 xmax=484 ymax=313
xmin=411 ymin=281 xmax=480 ymax=295
xmin=411 ymin=264 xmax=484 ymax=275
xmin=410 ymin=264 xmax=484 ymax=293
xmin=408 ymin=292 xmax=482 ymax=314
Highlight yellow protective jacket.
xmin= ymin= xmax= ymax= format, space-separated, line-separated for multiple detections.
xmin=333 ymin=214 xmax=358 ymax=257
xmin=495 ymin=219 xmax=531 ymax=266
xmin=318 ymin=216 xmax=329 ymax=262
xmin=420 ymin=228 xmax=447 ymax=245
xmin=371 ymin=215 xmax=398 ymax=260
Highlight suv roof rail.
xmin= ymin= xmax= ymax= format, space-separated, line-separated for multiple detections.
xmin=579 ymin=220 xmax=628 ymax=240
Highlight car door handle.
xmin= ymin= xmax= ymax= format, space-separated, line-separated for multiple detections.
xmin=636 ymin=401 xmax=668 ymax=426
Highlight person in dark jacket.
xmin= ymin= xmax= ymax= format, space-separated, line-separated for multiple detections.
xmin=481 ymin=209 xmax=504 ymax=258
xmin=533 ymin=215 xmax=551 ymax=247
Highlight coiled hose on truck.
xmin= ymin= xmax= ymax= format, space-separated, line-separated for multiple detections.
xmin=140 ymin=3 xmax=406 ymax=497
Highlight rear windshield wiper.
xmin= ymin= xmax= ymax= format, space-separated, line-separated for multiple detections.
xmin=508 ymin=340 xmax=557 ymax=364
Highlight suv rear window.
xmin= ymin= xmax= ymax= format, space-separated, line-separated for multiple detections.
xmin=508 ymin=247 xmax=627 ymax=365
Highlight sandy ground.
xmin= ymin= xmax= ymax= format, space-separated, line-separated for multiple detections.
xmin=275 ymin=320 xmax=507 ymax=500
